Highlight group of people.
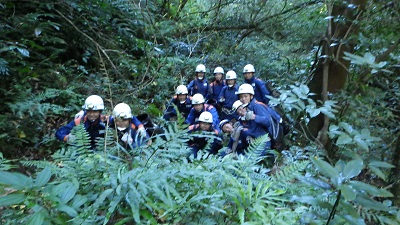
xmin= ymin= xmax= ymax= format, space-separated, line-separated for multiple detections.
xmin=56 ymin=63 xmax=285 ymax=159
xmin=163 ymin=63 xmax=284 ymax=157
xmin=55 ymin=95 xmax=150 ymax=150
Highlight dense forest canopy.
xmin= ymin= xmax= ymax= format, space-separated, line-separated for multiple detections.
xmin=0 ymin=0 xmax=399 ymax=224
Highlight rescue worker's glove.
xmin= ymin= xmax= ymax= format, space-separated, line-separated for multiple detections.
xmin=232 ymin=126 xmax=243 ymax=140
xmin=244 ymin=111 xmax=255 ymax=121
xmin=75 ymin=110 xmax=84 ymax=119
xmin=66 ymin=134 xmax=76 ymax=144
xmin=137 ymin=127 xmax=147 ymax=138
xmin=121 ymin=133 xmax=133 ymax=144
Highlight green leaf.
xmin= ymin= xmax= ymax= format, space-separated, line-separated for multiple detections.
xmin=307 ymin=108 xmax=320 ymax=118
xmin=343 ymin=159 xmax=363 ymax=180
xmin=311 ymin=158 xmax=340 ymax=185
xmin=71 ymin=195 xmax=87 ymax=208
xmin=354 ymin=195 xmax=391 ymax=211
xmin=368 ymin=161 xmax=395 ymax=168
xmin=59 ymin=182 xmax=77 ymax=203
xmin=336 ymin=133 xmax=352 ymax=145
xmin=27 ymin=210 xmax=45 ymax=225
xmin=35 ymin=166 xmax=52 ymax=187
xmin=0 ymin=171 xmax=32 ymax=189
xmin=339 ymin=122 xmax=354 ymax=134
xmin=57 ymin=204 xmax=78 ymax=217
xmin=353 ymin=135 xmax=369 ymax=151
xmin=17 ymin=48 xmax=30 ymax=57
xmin=349 ymin=181 xmax=393 ymax=197
xmin=0 ymin=193 xmax=26 ymax=206
xmin=368 ymin=166 xmax=386 ymax=181
xmin=340 ymin=184 xmax=356 ymax=201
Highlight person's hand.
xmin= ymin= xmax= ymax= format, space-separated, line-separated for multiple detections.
xmin=137 ymin=127 xmax=147 ymax=138
xmin=245 ymin=111 xmax=255 ymax=120
xmin=233 ymin=126 xmax=243 ymax=140
xmin=66 ymin=134 xmax=76 ymax=144
xmin=219 ymin=97 xmax=225 ymax=102
xmin=121 ymin=133 xmax=133 ymax=144
xmin=75 ymin=110 xmax=84 ymax=119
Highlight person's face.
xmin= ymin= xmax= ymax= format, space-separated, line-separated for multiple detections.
xmin=177 ymin=94 xmax=187 ymax=102
xmin=214 ymin=73 xmax=223 ymax=81
xmin=196 ymin=72 xmax=205 ymax=80
xmin=194 ymin=104 xmax=204 ymax=112
xmin=115 ymin=118 xmax=130 ymax=129
xmin=239 ymin=94 xmax=252 ymax=105
xmin=222 ymin=123 xmax=233 ymax=133
xmin=236 ymin=106 xmax=247 ymax=117
xmin=86 ymin=110 xmax=101 ymax=122
xmin=199 ymin=122 xmax=211 ymax=131
xmin=243 ymin=72 xmax=254 ymax=80
xmin=226 ymin=79 xmax=235 ymax=87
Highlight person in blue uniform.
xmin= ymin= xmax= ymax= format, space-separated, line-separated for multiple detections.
xmin=163 ymin=85 xmax=193 ymax=121
xmin=187 ymin=111 xmax=222 ymax=158
xmin=56 ymin=95 xmax=106 ymax=150
xmin=187 ymin=64 xmax=209 ymax=100
xmin=185 ymin=93 xmax=220 ymax=132
xmin=218 ymin=70 xmax=239 ymax=121
xmin=243 ymin=64 xmax=271 ymax=105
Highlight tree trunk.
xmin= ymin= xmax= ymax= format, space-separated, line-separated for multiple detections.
xmin=307 ymin=0 xmax=367 ymax=154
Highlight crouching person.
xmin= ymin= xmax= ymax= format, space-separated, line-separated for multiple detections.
xmin=109 ymin=103 xmax=150 ymax=149
xmin=219 ymin=118 xmax=249 ymax=157
xmin=187 ymin=111 xmax=222 ymax=158
xmin=56 ymin=95 xmax=106 ymax=150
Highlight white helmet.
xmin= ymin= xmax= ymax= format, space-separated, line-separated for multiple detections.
xmin=175 ymin=85 xmax=188 ymax=95
xmin=225 ymin=70 xmax=237 ymax=80
xmin=236 ymin=83 xmax=255 ymax=95
xmin=192 ymin=93 xmax=205 ymax=104
xmin=113 ymin=103 xmax=132 ymax=119
xmin=232 ymin=100 xmax=243 ymax=112
xmin=243 ymin=64 xmax=255 ymax=73
xmin=195 ymin=64 xmax=206 ymax=73
xmin=198 ymin=111 xmax=213 ymax=123
xmin=82 ymin=95 xmax=104 ymax=110
xmin=213 ymin=67 xmax=224 ymax=74
xmin=219 ymin=119 xmax=230 ymax=130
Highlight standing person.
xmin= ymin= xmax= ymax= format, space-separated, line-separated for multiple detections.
xmin=163 ymin=85 xmax=193 ymax=121
xmin=218 ymin=70 xmax=239 ymax=121
xmin=236 ymin=84 xmax=278 ymax=154
xmin=185 ymin=93 xmax=220 ymax=132
xmin=242 ymin=64 xmax=271 ymax=104
xmin=188 ymin=111 xmax=222 ymax=158
xmin=208 ymin=66 xmax=225 ymax=106
xmin=110 ymin=103 xmax=149 ymax=149
xmin=56 ymin=95 xmax=106 ymax=150
xmin=187 ymin=64 xmax=209 ymax=100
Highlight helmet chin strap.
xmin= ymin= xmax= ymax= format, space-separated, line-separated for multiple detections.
xmin=117 ymin=127 xmax=126 ymax=131
xmin=197 ymin=76 xmax=204 ymax=80
xmin=228 ymin=84 xmax=234 ymax=87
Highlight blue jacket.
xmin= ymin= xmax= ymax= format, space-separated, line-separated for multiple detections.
xmin=163 ymin=96 xmax=192 ymax=120
xmin=244 ymin=76 xmax=270 ymax=104
xmin=218 ymin=84 xmax=239 ymax=109
xmin=55 ymin=115 xmax=105 ymax=149
xmin=241 ymin=99 xmax=273 ymax=148
xmin=208 ymin=80 xmax=226 ymax=102
xmin=108 ymin=116 xmax=149 ymax=149
xmin=185 ymin=104 xmax=220 ymax=132
xmin=187 ymin=78 xmax=209 ymax=100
